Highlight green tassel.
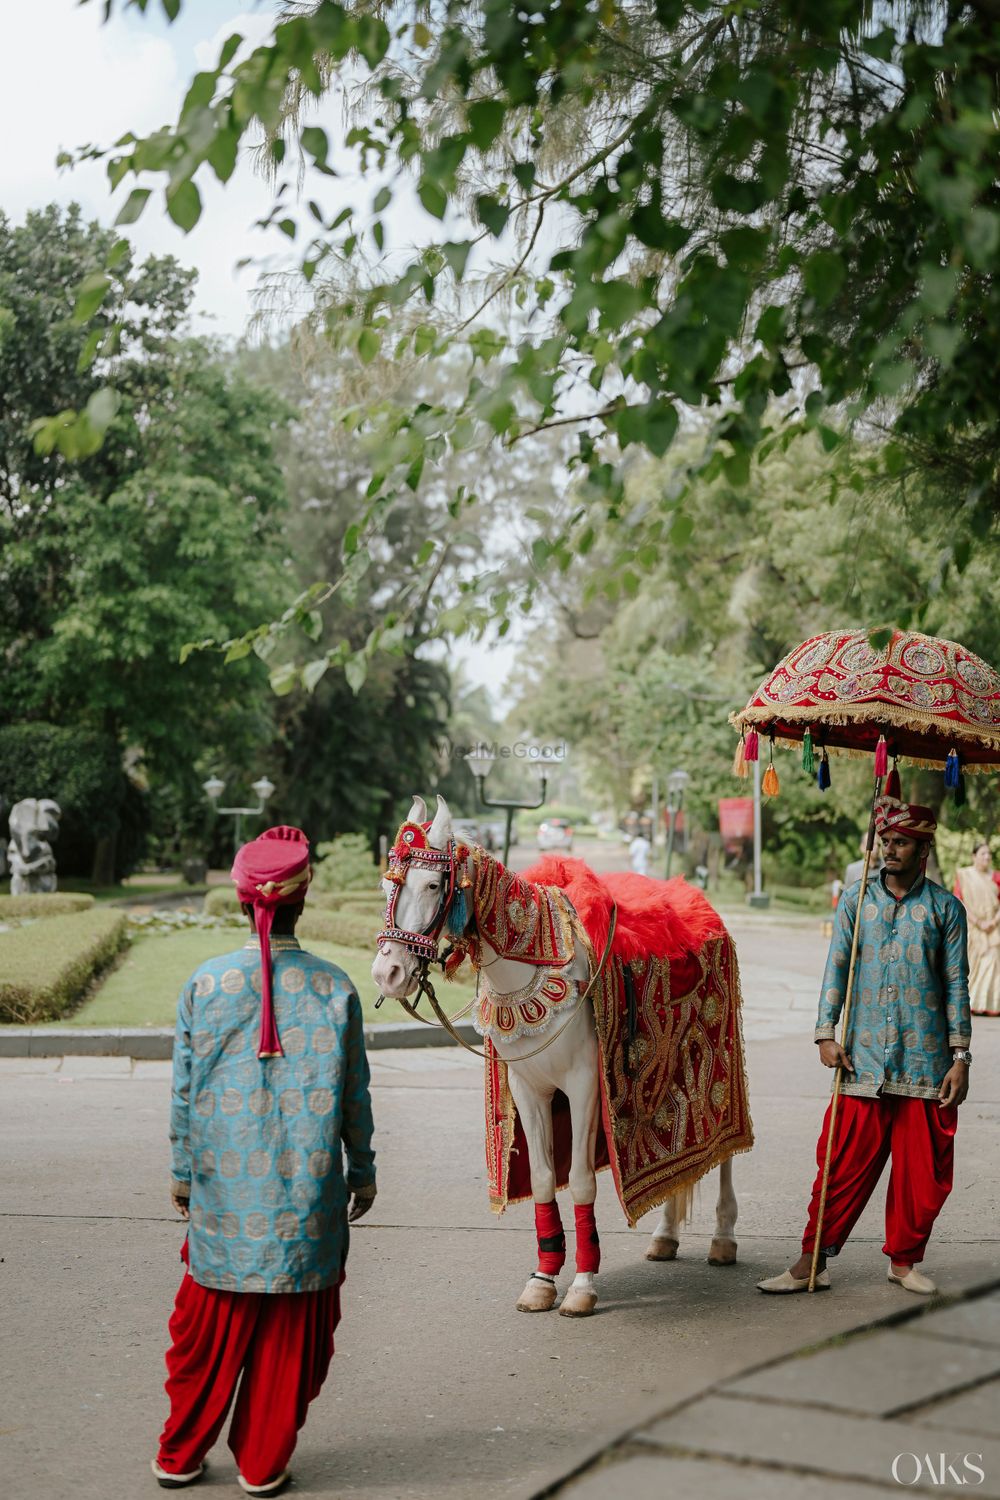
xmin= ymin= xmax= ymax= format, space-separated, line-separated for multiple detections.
xmin=801 ymin=729 xmax=814 ymax=775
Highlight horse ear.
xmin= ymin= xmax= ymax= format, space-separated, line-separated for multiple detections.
xmin=406 ymin=795 xmax=427 ymax=823
xmin=428 ymin=794 xmax=452 ymax=849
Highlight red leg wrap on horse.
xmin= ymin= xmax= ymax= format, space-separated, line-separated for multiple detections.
xmin=534 ymin=1201 xmax=566 ymax=1274
xmin=574 ymin=1203 xmax=600 ymax=1273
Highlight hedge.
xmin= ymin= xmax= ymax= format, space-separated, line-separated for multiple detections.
xmin=0 ymin=893 xmax=95 ymax=922
xmin=204 ymin=888 xmax=384 ymax=921
xmin=0 ymin=908 xmax=129 ymax=1024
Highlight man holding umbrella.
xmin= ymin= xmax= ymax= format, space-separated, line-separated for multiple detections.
xmin=758 ymin=796 xmax=972 ymax=1296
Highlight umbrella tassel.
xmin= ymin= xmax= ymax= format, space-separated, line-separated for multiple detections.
xmin=817 ymin=752 xmax=831 ymax=792
xmin=801 ymin=729 xmax=814 ymax=775
xmin=733 ymin=736 xmax=748 ymax=780
xmin=874 ymin=736 xmax=889 ymax=777
xmin=944 ymin=748 xmax=961 ymax=790
xmin=885 ymin=760 xmax=901 ymax=800
xmin=762 ymin=763 xmax=780 ymax=797
xmin=744 ymin=729 xmax=759 ymax=763
xmin=955 ymin=771 xmax=967 ymax=807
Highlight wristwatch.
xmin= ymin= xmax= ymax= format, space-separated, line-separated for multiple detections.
xmin=952 ymin=1049 xmax=972 ymax=1065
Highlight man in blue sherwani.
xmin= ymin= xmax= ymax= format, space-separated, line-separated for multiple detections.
xmin=152 ymin=826 xmax=376 ymax=1497
xmin=759 ymin=797 xmax=971 ymax=1297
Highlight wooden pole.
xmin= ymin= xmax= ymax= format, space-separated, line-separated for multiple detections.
xmin=808 ymin=773 xmax=883 ymax=1292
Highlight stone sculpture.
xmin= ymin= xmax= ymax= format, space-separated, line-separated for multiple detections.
xmin=8 ymin=798 xmax=62 ymax=894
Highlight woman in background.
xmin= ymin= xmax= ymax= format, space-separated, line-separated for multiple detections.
xmin=955 ymin=842 xmax=1000 ymax=1016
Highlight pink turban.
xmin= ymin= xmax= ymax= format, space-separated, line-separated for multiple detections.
xmin=231 ymin=826 xmax=311 ymax=1058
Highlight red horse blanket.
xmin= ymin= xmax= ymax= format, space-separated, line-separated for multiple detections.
xmin=484 ymin=857 xmax=754 ymax=1225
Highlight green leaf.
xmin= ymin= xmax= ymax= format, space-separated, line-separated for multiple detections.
xmin=344 ymin=653 xmax=368 ymax=694
xmin=803 ymin=250 xmax=845 ymax=308
xmin=442 ymin=240 xmax=471 ymax=279
xmin=357 ymin=327 xmax=381 ymax=364
xmin=669 ymin=512 xmax=694 ymax=546
xmin=416 ymin=539 xmax=435 ymax=565
xmin=467 ymin=99 xmax=506 ymax=152
xmin=613 ymin=400 xmax=678 ymax=458
xmin=219 ymin=32 xmax=243 ymax=69
xmin=85 ymin=387 xmax=120 ymax=432
xmin=106 ymin=238 xmax=130 ymax=271
xmin=161 ymin=0 xmax=180 ymax=19
xmin=73 ymin=273 xmax=111 ymax=324
xmin=476 ymin=195 xmax=509 ymax=236
xmin=301 ymin=126 xmax=329 ymax=167
xmin=269 ymin=663 xmax=300 ymax=696
xmin=302 ymin=657 xmax=329 ymax=693
xmin=166 ymin=180 xmax=202 ymax=233
xmin=373 ymin=185 xmax=392 ymax=213
xmin=418 ymin=178 xmax=448 ymax=219
xmin=223 ymin=638 xmax=253 ymax=663
xmin=207 ymin=126 xmax=239 ymax=183
xmin=76 ymin=328 xmax=103 ymax=374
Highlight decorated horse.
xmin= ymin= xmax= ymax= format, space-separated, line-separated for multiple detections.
xmin=372 ymin=794 xmax=753 ymax=1317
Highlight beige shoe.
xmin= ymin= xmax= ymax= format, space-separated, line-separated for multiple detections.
xmin=757 ymin=1268 xmax=830 ymax=1293
xmin=888 ymin=1265 xmax=937 ymax=1295
xmin=151 ymin=1458 xmax=207 ymax=1489
xmin=238 ymin=1473 xmax=290 ymax=1497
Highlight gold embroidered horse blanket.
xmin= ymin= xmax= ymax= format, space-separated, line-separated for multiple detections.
xmin=483 ymin=857 xmax=753 ymax=1226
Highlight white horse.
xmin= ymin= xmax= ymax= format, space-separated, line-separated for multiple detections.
xmin=372 ymin=794 xmax=740 ymax=1318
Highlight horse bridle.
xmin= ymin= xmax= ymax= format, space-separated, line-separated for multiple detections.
xmin=374 ymin=820 xmax=617 ymax=1061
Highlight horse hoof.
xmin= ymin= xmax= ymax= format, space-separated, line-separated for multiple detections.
xmin=516 ymin=1279 xmax=557 ymax=1312
xmin=559 ymin=1289 xmax=598 ymax=1318
xmin=708 ymin=1238 xmax=738 ymax=1266
xmin=646 ymin=1237 xmax=679 ymax=1262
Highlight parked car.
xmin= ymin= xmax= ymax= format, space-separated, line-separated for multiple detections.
xmin=537 ymin=817 xmax=574 ymax=852
xmin=481 ymin=819 xmax=518 ymax=851
xmin=452 ymin=818 xmax=485 ymax=847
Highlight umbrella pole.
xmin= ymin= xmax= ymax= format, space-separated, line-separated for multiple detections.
xmin=808 ymin=773 xmax=883 ymax=1292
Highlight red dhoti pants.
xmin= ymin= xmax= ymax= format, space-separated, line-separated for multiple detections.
xmin=802 ymin=1094 xmax=957 ymax=1264
xmin=157 ymin=1259 xmax=342 ymax=1487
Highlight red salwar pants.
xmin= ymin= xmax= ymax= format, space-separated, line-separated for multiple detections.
xmin=157 ymin=1254 xmax=343 ymax=1487
xmin=802 ymin=1094 xmax=958 ymax=1264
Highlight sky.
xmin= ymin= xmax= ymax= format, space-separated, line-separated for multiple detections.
xmin=0 ymin=0 xmax=522 ymax=708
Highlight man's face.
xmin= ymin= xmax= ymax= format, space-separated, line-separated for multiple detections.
xmin=880 ymin=830 xmax=923 ymax=878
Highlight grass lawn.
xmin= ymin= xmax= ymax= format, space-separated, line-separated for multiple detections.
xmin=59 ymin=877 xmax=207 ymax=905
xmin=52 ymin=928 xmax=479 ymax=1029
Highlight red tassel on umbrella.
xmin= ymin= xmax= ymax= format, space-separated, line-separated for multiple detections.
xmin=885 ymin=761 xmax=901 ymax=799
xmin=744 ymin=729 xmax=759 ymax=762
xmin=874 ymin=736 xmax=889 ymax=777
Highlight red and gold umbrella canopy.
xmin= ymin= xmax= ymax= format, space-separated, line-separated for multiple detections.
xmin=730 ymin=628 xmax=1000 ymax=771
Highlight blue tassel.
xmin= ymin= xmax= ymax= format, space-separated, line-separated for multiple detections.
xmin=944 ymin=748 xmax=960 ymax=790
xmin=446 ymin=886 xmax=469 ymax=936
xmin=954 ymin=771 xmax=967 ymax=808
xmin=817 ymin=755 xmax=831 ymax=792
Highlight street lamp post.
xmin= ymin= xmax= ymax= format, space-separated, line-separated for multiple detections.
xmin=203 ymin=774 xmax=276 ymax=855
xmin=464 ymin=748 xmax=551 ymax=864
xmin=664 ymin=768 xmax=690 ymax=880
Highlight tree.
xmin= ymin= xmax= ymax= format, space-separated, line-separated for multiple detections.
xmin=0 ymin=205 xmax=294 ymax=875
xmin=70 ymin=0 xmax=1000 ymax=650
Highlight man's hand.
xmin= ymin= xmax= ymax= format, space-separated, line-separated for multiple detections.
xmin=349 ymin=1188 xmax=376 ymax=1223
xmin=938 ymin=1061 xmax=969 ymax=1109
xmin=170 ymin=1192 xmax=190 ymax=1220
xmin=818 ymin=1039 xmax=853 ymax=1072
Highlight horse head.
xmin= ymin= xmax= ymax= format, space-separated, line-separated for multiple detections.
xmin=371 ymin=793 xmax=472 ymax=999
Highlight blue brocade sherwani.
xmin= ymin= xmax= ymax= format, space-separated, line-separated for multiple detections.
xmin=815 ymin=870 xmax=972 ymax=1100
xmin=169 ymin=935 xmax=376 ymax=1293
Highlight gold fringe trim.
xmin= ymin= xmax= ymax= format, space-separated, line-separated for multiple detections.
xmin=728 ymin=701 xmax=1000 ymax=771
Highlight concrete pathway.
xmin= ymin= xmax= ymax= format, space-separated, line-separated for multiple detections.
xmin=2 ymin=923 xmax=999 ymax=1499
xmin=549 ymin=1282 xmax=1000 ymax=1498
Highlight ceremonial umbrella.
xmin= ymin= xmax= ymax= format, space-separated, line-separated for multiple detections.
xmin=730 ymin=627 xmax=1000 ymax=1290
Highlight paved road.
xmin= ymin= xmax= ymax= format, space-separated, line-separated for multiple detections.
xmin=3 ymin=918 xmax=999 ymax=1500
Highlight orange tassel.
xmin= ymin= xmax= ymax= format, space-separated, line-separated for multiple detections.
xmin=762 ymin=763 xmax=780 ymax=797
xmin=733 ymin=739 xmax=748 ymax=779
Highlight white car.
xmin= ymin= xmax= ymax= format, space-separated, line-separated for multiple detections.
xmin=536 ymin=818 xmax=574 ymax=852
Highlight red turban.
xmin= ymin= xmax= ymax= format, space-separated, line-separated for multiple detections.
xmin=874 ymin=797 xmax=937 ymax=843
xmin=231 ymin=826 xmax=311 ymax=1058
